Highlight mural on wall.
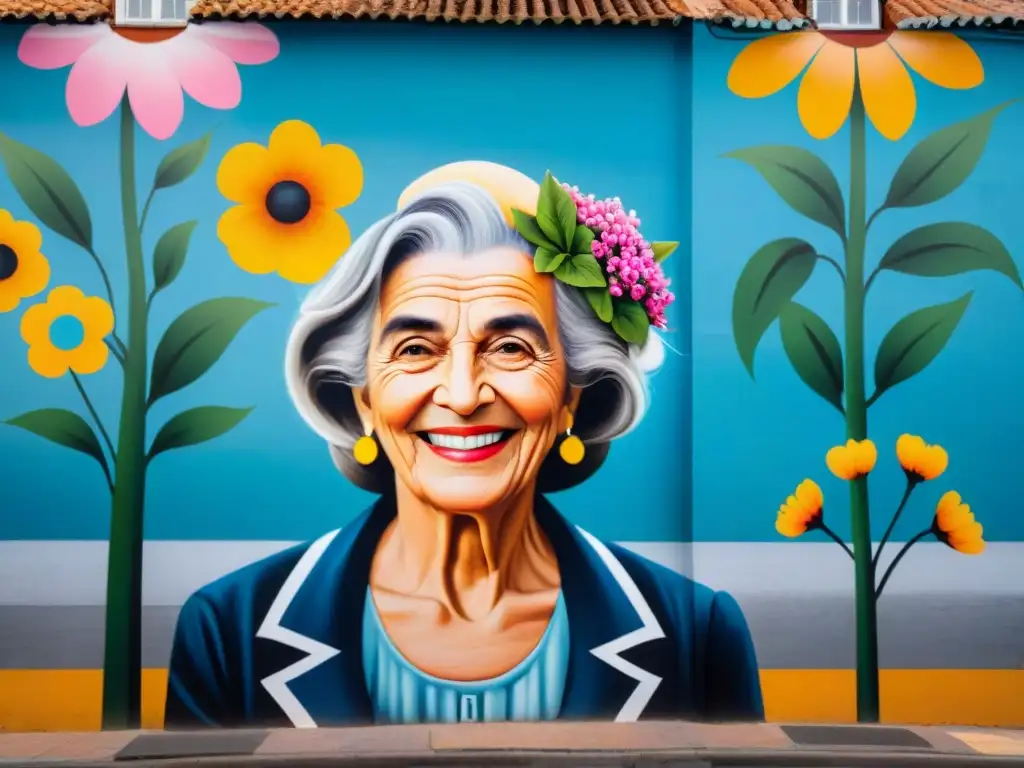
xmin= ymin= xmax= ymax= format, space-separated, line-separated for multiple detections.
xmin=725 ymin=30 xmax=1020 ymax=723
xmin=164 ymin=158 xmax=764 ymax=727
xmin=0 ymin=22 xmax=282 ymax=728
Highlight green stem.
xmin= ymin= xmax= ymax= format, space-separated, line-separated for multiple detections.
xmin=876 ymin=529 xmax=932 ymax=599
xmin=102 ymin=95 xmax=149 ymax=730
xmin=819 ymin=522 xmax=854 ymax=560
xmin=69 ymin=372 xmax=114 ymax=491
xmin=845 ymin=81 xmax=880 ymax=724
xmin=873 ymin=478 xmax=917 ymax=570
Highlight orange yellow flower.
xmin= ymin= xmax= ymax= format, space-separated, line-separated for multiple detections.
xmin=20 ymin=286 xmax=113 ymax=378
xmin=0 ymin=209 xmax=49 ymax=313
xmin=896 ymin=434 xmax=948 ymax=482
xmin=217 ymin=119 xmax=363 ymax=285
xmin=776 ymin=479 xmax=823 ymax=538
xmin=826 ymin=438 xmax=877 ymax=481
xmin=727 ymin=31 xmax=984 ymax=141
xmin=933 ymin=491 xmax=985 ymax=555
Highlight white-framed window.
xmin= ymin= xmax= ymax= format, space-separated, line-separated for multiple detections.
xmin=810 ymin=0 xmax=880 ymax=29
xmin=115 ymin=0 xmax=190 ymax=26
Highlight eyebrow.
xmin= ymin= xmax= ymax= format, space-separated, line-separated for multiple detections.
xmin=485 ymin=313 xmax=550 ymax=350
xmin=379 ymin=315 xmax=443 ymax=340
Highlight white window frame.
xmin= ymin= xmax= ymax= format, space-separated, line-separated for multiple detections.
xmin=810 ymin=0 xmax=881 ymax=29
xmin=114 ymin=0 xmax=190 ymax=27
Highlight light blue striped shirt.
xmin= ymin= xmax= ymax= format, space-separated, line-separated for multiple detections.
xmin=362 ymin=589 xmax=570 ymax=724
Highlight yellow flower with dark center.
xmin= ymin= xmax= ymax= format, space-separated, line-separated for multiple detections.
xmin=933 ymin=491 xmax=985 ymax=555
xmin=826 ymin=438 xmax=877 ymax=481
xmin=776 ymin=479 xmax=823 ymax=538
xmin=727 ymin=31 xmax=983 ymax=141
xmin=896 ymin=433 xmax=948 ymax=482
xmin=20 ymin=286 xmax=114 ymax=378
xmin=216 ymin=120 xmax=364 ymax=285
xmin=0 ymin=209 xmax=50 ymax=313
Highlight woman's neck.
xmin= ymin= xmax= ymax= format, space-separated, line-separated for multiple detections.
xmin=373 ymin=483 xmax=560 ymax=621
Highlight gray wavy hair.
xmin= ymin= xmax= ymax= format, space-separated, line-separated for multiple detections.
xmin=284 ymin=181 xmax=657 ymax=494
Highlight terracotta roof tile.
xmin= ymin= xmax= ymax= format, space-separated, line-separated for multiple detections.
xmin=189 ymin=0 xmax=680 ymax=23
xmin=886 ymin=0 xmax=1024 ymax=26
xmin=0 ymin=0 xmax=108 ymax=18
xmin=673 ymin=0 xmax=806 ymax=27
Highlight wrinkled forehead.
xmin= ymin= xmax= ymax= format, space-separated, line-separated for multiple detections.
xmin=376 ymin=247 xmax=558 ymax=333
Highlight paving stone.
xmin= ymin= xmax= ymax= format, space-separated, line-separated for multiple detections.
xmin=780 ymin=725 xmax=932 ymax=749
xmin=39 ymin=731 xmax=137 ymax=760
xmin=258 ymin=725 xmax=432 ymax=755
xmin=114 ymin=729 xmax=267 ymax=760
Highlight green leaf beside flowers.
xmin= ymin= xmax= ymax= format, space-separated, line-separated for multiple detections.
xmin=723 ymin=145 xmax=846 ymax=240
xmin=611 ymin=301 xmax=650 ymax=346
xmin=152 ymin=220 xmax=198 ymax=296
xmin=552 ymin=253 xmax=606 ymax=289
xmin=879 ymin=222 xmax=1022 ymax=288
xmin=732 ymin=237 xmax=819 ymax=377
xmin=0 ymin=132 xmax=93 ymax=250
xmin=534 ymin=247 xmax=567 ymax=273
xmin=536 ymin=171 xmax=577 ymax=252
xmin=149 ymin=297 xmax=273 ymax=405
xmin=154 ymin=132 xmax=212 ymax=191
xmin=571 ymin=224 xmax=595 ymax=256
xmin=5 ymin=408 xmax=109 ymax=478
xmin=883 ymin=102 xmax=1013 ymax=210
xmin=512 ymin=208 xmax=555 ymax=250
xmin=585 ymin=287 xmax=613 ymax=323
xmin=148 ymin=406 xmax=253 ymax=463
xmin=652 ymin=242 xmax=679 ymax=262
xmin=872 ymin=292 xmax=973 ymax=404
xmin=778 ymin=302 xmax=844 ymax=414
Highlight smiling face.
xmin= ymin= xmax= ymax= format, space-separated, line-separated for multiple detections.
xmin=353 ymin=246 xmax=579 ymax=513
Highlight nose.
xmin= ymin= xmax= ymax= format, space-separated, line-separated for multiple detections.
xmin=433 ymin=342 xmax=494 ymax=416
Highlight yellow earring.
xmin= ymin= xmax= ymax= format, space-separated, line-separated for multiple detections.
xmin=559 ymin=412 xmax=585 ymax=466
xmin=353 ymin=430 xmax=379 ymax=466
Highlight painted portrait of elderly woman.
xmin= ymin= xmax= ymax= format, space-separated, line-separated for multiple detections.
xmin=165 ymin=162 xmax=763 ymax=728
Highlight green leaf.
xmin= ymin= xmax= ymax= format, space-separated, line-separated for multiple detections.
xmin=778 ymin=302 xmax=845 ymax=413
xmin=535 ymin=171 xmax=577 ymax=251
xmin=879 ymin=222 xmax=1022 ymax=288
xmin=149 ymin=297 xmax=273 ymax=405
xmin=5 ymin=408 xmax=108 ymax=472
xmin=534 ymin=247 xmax=567 ymax=273
xmin=552 ymin=253 xmax=607 ymax=288
xmin=611 ymin=301 xmax=650 ymax=346
xmin=731 ymin=237 xmax=819 ymax=377
xmin=154 ymin=133 xmax=211 ymax=191
xmin=512 ymin=208 xmax=555 ymax=249
xmin=571 ymin=224 xmax=595 ymax=256
xmin=152 ymin=220 xmax=198 ymax=295
xmin=873 ymin=292 xmax=973 ymax=402
xmin=723 ymin=145 xmax=845 ymax=238
xmin=148 ymin=406 xmax=253 ymax=462
xmin=585 ymin=287 xmax=613 ymax=323
xmin=884 ymin=102 xmax=1013 ymax=210
xmin=652 ymin=242 xmax=679 ymax=262
xmin=0 ymin=133 xmax=92 ymax=250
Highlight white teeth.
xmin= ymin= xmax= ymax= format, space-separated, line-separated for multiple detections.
xmin=426 ymin=432 xmax=505 ymax=450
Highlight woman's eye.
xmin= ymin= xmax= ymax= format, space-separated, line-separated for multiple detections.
xmin=399 ymin=344 xmax=429 ymax=357
xmin=497 ymin=341 xmax=527 ymax=356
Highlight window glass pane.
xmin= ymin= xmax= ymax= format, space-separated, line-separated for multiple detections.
xmin=813 ymin=0 xmax=841 ymax=24
xmin=175 ymin=0 xmax=185 ymax=17
xmin=140 ymin=0 xmax=152 ymax=17
xmin=127 ymin=0 xmax=141 ymax=17
xmin=161 ymin=0 xmax=174 ymax=16
xmin=849 ymin=0 xmax=876 ymax=25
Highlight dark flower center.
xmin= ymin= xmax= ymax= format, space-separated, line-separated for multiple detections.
xmin=0 ymin=244 xmax=17 ymax=281
xmin=266 ymin=180 xmax=311 ymax=225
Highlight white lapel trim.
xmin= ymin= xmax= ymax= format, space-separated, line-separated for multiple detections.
xmin=256 ymin=528 xmax=343 ymax=728
xmin=575 ymin=525 xmax=666 ymax=722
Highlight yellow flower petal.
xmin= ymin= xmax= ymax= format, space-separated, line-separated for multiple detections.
xmin=217 ymin=205 xmax=281 ymax=276
xmin=268 ymin=120 xmax=324 ymax=172
xmin=889 ymin=31 xmax=984 ymax=90
xmin=728 ymin=32 xmax=825 ymax=99
xmin=856 ymin=439 xmax=878 ymax=474
xmin=315 ymin=143 xmax=364 ymax=210
xmin=798 ymin=41 xmax=856 ymax=140
xmin=46 ymin=285 xmax=87 ymax=311
xmin=217 ymin=142 xmax=274 ymax=205
xmin=20 ymin=300 xmax=58 ymax=346
xmin=5 ymin=218 xmax=43 ymax=253
xmin=11 ymin=248 xmax=51 ymax=300
xmin=795 ymin=478 xmax=823 ymax=512
xmin=826 ymin=444 xmax=856 ymax=480
xmin=275 ymin=209 xmax=351 ymax=285
xmin=77 ymin=295 xmax=115 ymax=339
xmin=27 ymin=341 xmax=69 ymax=379
xmin=66 ymin=338 xmax=109 ymax=375
xmin=776 ymin=514 xmax=806 ymax=538
xmin=858 ymin=43 xmax=916 ymax=141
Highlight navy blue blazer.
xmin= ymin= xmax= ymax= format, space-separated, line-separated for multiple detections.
xmin=165 ymin=495 xmax=764 ymax=727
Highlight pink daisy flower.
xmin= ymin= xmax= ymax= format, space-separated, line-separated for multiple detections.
xmin=17 ymin=23 xmax=279 ymax=141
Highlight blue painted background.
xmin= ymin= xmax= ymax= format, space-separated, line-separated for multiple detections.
xmin=692 ymin=28 xmax=1024 ymax=542
xmin=2 ymin=23 xmax=1022 ymax=545
xmin=0 ymin=22 xmax=692 ymax=542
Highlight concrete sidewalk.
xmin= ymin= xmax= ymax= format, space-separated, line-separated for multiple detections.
xmin=2 ymin=721 xmax=1024 ymax=766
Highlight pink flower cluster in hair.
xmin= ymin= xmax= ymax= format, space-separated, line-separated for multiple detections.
xmin=563 ymin=184 xmax=674 ymax=329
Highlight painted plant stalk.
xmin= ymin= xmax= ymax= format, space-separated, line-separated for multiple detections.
xmin=0 ymin=101 xmax=271 ymax=727
xmin=727 ymin=79 xmax=1019 ymax=720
